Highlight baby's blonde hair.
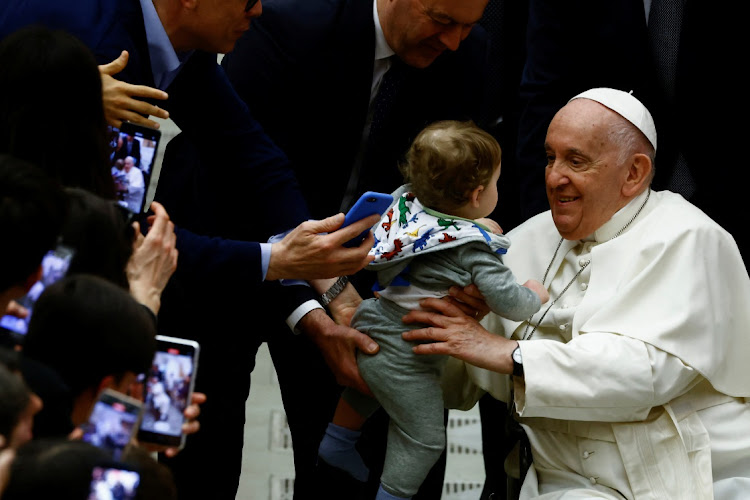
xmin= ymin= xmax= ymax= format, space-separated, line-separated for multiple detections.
xmin=401 ymin=120 xmax=501 ymax=213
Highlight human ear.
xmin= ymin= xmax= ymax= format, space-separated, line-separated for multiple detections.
xmin=622 ymin=153 xmax=652 ymax=197
xmin=470 ymin=185 xmax=484 ymax=208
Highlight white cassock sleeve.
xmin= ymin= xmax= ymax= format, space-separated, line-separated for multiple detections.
xmin=515 ymin=332 xmax=700 ymax=422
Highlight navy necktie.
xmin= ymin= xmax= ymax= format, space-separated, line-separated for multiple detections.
xmin=368 ymin=57 xmax=405 ymax=149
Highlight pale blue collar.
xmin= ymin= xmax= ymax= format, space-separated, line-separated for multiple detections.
xmin=139 ymin=0 xmax=192 ymax=90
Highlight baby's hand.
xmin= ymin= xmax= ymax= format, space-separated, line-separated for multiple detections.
xmin=475 ymin=217 xmax=502 ymax=235
xmin=523 ymin=279 xmax=549 ymax=304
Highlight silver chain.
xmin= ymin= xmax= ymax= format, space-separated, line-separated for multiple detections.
xmin=521 ymin=189 xmax=651 ymax=341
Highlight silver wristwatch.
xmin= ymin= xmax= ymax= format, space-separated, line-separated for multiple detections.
xmin=319 ymin=276 xmax=349 ymax=307
xmin=512 ymin=345 xmax=524 ymax=377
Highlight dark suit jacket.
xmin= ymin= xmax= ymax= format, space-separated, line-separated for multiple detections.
xmin=114 ymin=136 xmax=141 ymax=166
xmin=221 ymin=0 xmax=490 ymax=220
xmin=0 ymin=0 xmax=318 ymax=306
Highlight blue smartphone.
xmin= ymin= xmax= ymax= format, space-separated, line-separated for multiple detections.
xmin=341 ymin=191 xmax=393 ymax=247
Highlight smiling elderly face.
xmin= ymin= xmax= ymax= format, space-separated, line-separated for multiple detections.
xmin=378 ymin=0 xmax=488 ymax=68
xmin=543 ymin=99 xmax=634 ymax=241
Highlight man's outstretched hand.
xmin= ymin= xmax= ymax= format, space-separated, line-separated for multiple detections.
xmin=99 ymin=50 xmax=169 ymax=129
xmin=266 ymin=213 xmax=380 ymax=281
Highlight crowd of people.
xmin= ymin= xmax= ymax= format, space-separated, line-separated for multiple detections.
xmin=0 ymin=1 xmax=747 ymax=500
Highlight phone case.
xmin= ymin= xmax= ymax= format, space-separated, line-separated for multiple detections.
xmin=81 ymin=389 xmax=143 ymax=460
xmin=342 ymin=191 xmax=393 ymax=247
xmin=109 ymin=121 xmax=161 ymax=215
xmin=137 ymin=335 xmax=200 ymax=449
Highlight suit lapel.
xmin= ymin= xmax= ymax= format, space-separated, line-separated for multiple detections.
xmin=92 ymin=0 xmax=155 ymax=87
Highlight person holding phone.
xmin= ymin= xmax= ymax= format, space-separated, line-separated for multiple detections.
xmin=0 ymin=155 xmax=67 ymax=341
xmin=21 ymin=274 xmax=203 ymax=458
xmin=2 ymin=438 xmax=176 ymax=500
xmin=0 ymin=14 xmax=378 ymax=500
xmin=318 ymin=121 xmax=548 ymax=499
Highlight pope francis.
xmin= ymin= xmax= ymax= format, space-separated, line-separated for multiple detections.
xmin=401 ymin=88 xmax=750 ymax=499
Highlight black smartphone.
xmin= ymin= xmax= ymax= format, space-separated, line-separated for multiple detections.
xmin=341 ymin=191 xmax=393 ymax=247
xmin=81 ymin=389 xmax=143 ymax=461
xmin=137 ymin=335 xmax=200 ymax=450
xmin=88 ymin=462 xmax=140 ymax=500
xmin=0 ymin=244 xmax=75 ymax=342
xmin=108 ymin=121 xmax=161 ymax=215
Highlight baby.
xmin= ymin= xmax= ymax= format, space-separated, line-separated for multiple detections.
xmin=318 ymin=120 xmax=548 ymax=500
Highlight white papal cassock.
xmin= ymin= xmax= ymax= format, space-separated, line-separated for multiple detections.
xmin=444 ymin=189 xmax=750 ymax=499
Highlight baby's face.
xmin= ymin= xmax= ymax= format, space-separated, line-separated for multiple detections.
xmin=477 ymin=162 xmax=501 ymax=218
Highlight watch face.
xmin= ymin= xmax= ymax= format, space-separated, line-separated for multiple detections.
xmin=512 ymin=347 xmax=522 ymax=364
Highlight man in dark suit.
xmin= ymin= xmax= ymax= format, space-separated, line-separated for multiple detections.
xmin=0 ymin=1 xmax=381 ymax=498
xmin=219 ymin=0 xmax=491 ymax=496
xmin=113 ymin=133 xmax=141 ymax=168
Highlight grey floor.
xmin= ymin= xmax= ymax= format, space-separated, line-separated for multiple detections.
xmin=152 ymin=119 xmax=487 ymax=500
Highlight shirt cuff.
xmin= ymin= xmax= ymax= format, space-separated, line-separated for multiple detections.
xmin=260 ymin=242 xmax=272 ymax=281
xmin=263 ymin=228 xmax=297 ymax=282
xmin=286 ymin=300 xmax=323 ymax=334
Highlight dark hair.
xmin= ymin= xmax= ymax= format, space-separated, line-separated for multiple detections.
xmin=62 ymin=187 xmax=135 ymax=289
xmin=23 ymin=274 xmax=157 ymax=399
xmin=0 ymin=25 xmax=114 ymax=198
xmin=4 ymin=438 xmax=175 ymax=500
xmin=0 ymin=362 xmax=30 ymax=443
xmin=122 ymin=445 xmax=178 ymax=500
xmin=2 ymin=438 xmax=112 ymax=499
xmin=0 ymin=154 xmax=67 ymax=291
xmin=400 ymin=120 xmax=501 ymax=212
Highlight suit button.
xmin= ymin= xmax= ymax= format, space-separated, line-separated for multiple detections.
xmin=582 ymin=451 xmax=591 ymax=459
xmin=589 ymin=477 xmax=597 ymax=485
xmin=579 ymin=258 xmax=590 ymax=267
xmin=580 ymin=283 xmax=588 ymax=291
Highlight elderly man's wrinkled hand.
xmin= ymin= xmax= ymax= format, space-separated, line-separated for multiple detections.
xmin=442 ymin=284 xmax=491 ymax=321
xmin=475 ymin=217 xmax=503 ymax=235
xmin=402 ymin=298 xmax=514 ymax=374
xmin=99 ymin=50 xmax=169 ymax=129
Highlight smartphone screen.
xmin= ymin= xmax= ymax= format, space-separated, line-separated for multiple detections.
xmin=81 ymin=389 xmax=142 ymax=461
xmin=89 ymin=465 xmax=140 ymax=500
xmin=137 ymin=336 xmax=200 ymax=449
xmin=108 ymin=122 xmax=161 ymax=215
xmin=0 ymin=244 xmax=75 ymax=339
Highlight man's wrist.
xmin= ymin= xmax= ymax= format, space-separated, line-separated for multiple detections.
xmin=511 ymin=342 xmax=523 ymax=377
xmin=286 ymin=300 xmax=323 ymax=334
xmin=319 ymin=276 xmax=349 ymax=307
